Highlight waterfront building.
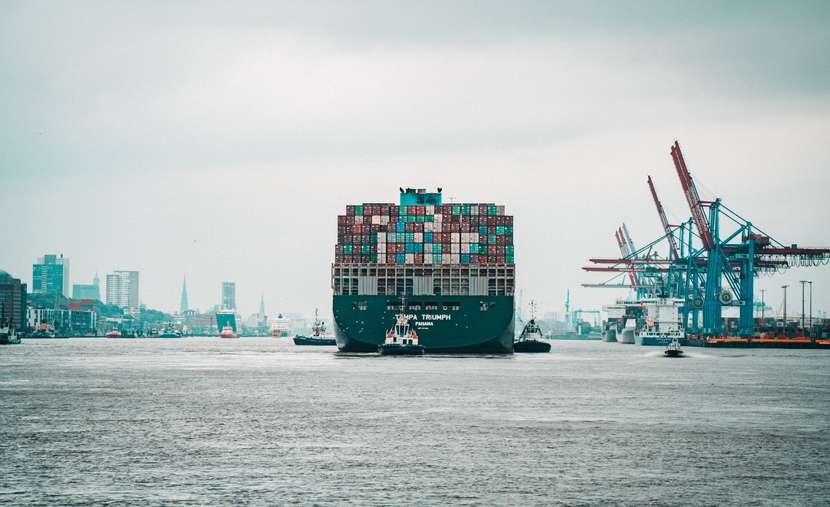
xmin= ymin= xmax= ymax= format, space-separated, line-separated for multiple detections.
xmin=32 ymin=254 xmax=69 ymax=296
xmin=222 ymin=282 xmax=236 ymax=310
xmin=106 ymin=271 xmax=140 ymax=311
xmin=0 ymin=270 xmax=27 ymax=330
xmin=180 ymin=277 xmax=189 ymax=314
xmin=28 ymin=307 xmax=97 ymax=335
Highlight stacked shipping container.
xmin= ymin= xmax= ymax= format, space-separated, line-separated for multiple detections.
xmin=335 ymin=203 xmax=515 ymax=266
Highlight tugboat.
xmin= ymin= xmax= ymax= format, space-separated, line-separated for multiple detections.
xmin=0 ymin=320 xmax=21 ymax=344
xmin=219 ymin=324 xmax=238 ymax=339
xmin=294 ymin=309 xmax=336 ymax=345
xmin=105 ymin=329 xmax=122 ymax=338
xmin=32 ymin=323 xmax=56 ymax=338
xmin=514 ymin=302 xmax=551 ymax=353
xmin=664 ymin=337 xmax=684 ymax=358
xmin=379 ymin=305 xmax=425 ymax=356
xmin=159 ymin=326 xmax=182 ymax=338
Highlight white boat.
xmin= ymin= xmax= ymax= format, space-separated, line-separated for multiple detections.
xmin=380 ymin=312 xmax=424 ymax=356
xmin=0 ymin=321 xmax=21 ymax=344
xmin=635 ymin=297 xmax=685 ymax=346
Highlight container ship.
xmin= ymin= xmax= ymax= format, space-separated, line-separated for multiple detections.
xmin=215 ymin=310 xmax=238 ymax=336
xmin=332 ymin=188 xmax=515 ymax=353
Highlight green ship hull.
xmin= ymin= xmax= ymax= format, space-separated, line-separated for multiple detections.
xmin=333 ymin=295 xmax=514 ymax=353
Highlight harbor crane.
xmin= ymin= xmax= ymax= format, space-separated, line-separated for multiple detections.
xmin=583 ymin=141 xmax=830 ymax=338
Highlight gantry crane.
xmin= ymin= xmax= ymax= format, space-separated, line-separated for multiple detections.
xmin=583 ymin=141 xmax=830 ymax=338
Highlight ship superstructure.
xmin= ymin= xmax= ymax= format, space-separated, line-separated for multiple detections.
xmin=332 ymin=188 xmax=516 ymax=353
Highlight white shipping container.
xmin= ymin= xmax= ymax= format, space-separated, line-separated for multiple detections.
xmin=434 ymin=214 xmax=442 ymax=222
xmin=471 ymin=232 xmax=479 ymax=243
xmin=461 ymin=243 xmax=470 ymax=254
xmin=380 ymin=215 xmax=389 ymax=225
xmin=354 ymin=216 xmax=363 ymax=224
xmin=424 ymin=222 xmax=434 ymax=232
xmin=426 ymin=205 xmax=434 ymax=215
xmin=471 ymin=207 xmax=479 ymax=215
xmin=414 ymin=232 xmax=423 ymax=243
xmin=424 ymin=253 xmax=433 ymax=264
xmin=378 ymin=244 xmax=386 ymax=254
xmin=406 ymin=253 xmax=414 ymax=264
xmin=497 ymin=205 xmax=505 ymax=216
xmin=387 ymin=232 xmax=396 ymax=242
xmin=434 ymin=223 xmax=443 ymax=232
xmin=451 ymin=254 xmax=460 ymax=264
xmin=451 ymin=232 xmax=460 ymax=243
xmin=451 ymin=243 xmax=460 ymax=254
xmin=377 ymin=232 xmax=386 ymax=243
xmin=372 ymin=215 xmax=380 ymax=225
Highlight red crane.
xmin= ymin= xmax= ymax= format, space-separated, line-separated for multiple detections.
xmin=671 ymin=141 xmax=714 ymax=251
xmin=647 ymin=175 xmax=680 ymax=260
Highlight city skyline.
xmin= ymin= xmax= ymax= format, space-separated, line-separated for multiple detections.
xmin=1 ymin=1 xmax=829 ymax=318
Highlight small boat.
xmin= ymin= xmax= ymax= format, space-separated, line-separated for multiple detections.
xmin=294 ymin=309 xmax=336 ymax=345
xmin=31 ymin=323 xmax=56 ymax=338
xmin=514 ymin=302 xmax=551 ymax=353
xmin=514 ymin=319 xmax=551 ymax=353
xmin=664 ymin=338 xmax=684 ymax=358
xmin=105 ymin=329 xmax=122 ymax=338
xmin=0 ymin=321 xmax=21 ymax=344
xmin=219 ymin=324 xmax=238 ymax=339
xmin=159 ymin=328 xmax=182 ymax=338
xmin=379 ymin=311 xmax=424 ymax=356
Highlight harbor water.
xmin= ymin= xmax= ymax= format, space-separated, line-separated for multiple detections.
xmin=1 ymin=339 xmax=829 ymax=505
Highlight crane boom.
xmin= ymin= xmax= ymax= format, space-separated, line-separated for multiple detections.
xmin=622 ymin=223 xmax=637 ymax=256
xmin=647 ymin=175 xmax=680 ymax=260
xmin=671 ymin=141 xmax=714 ymax=251
xmin=615 ymin=228 xmax=638 ymax=288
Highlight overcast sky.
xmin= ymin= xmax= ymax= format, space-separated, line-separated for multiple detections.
xmin=2 ymin=1 xmax=829 ymax=319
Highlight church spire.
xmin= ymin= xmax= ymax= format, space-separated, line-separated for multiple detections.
xmin=259 ymin=293 xmax=266 ymax=318
xmin=180 ymin=276 xmax=189 ymax=314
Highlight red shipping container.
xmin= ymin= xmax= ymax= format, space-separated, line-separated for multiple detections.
xmin=479 ymin=205 xmax=488 ymax=214
xmin=496 ymin=236 xmax=505 ymax=246
xmin=470 ymin=254 xmax=478 ymax=264
xmin=443 ymin=244 xmax=452 ymax=253
xmin=504 ymin=235 xmax=513 ymax=245
xmin=488 ymin=245 xmax=497 ymax=256
xmin=505 ymin=216 xmax=513 ymax=225
xmin=415 ymin=223 xmax=424 ymax=232
xmin=381 ymin=205 xmax=390 ymax=215
xmin=387 ymin=254 xmax=396 ymax=263
xmin=414 ymin=254 xmax=423 ymax=264
xmin=434 ymin=205 xmax=443 ymax=214
xmin=496 ymin=245 xmax=505 ymax=255
xmin=346 ymin=205 xmax=355 ymax=216
xmin=405 ymin=223 xmax=414 ymax=232
xmin=497 ymin=255 xmax=505 ymax=264
xmin=433 ymin=232 xmax=443 ymax=243
xmin=399 ymin=244 xmax=407 ymax=253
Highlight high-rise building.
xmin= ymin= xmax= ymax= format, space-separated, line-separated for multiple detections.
xmin=32 ymin=254 xmax=69 ymax=296
xmin=106 ymin=271 xmax=140 ymax=311
xmin=0 ymin=270 xmax=27 ymax=330
xmin=222 ymin=282 xmax=236 ymax=310
xmin=72 ymin=273 xmax=101 ymax=301
xmin=180 ymin=277 xmax=189 ymax=314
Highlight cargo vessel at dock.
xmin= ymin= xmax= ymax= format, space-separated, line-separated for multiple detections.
xmin=332 ymin=188 xmax=515 ymax=353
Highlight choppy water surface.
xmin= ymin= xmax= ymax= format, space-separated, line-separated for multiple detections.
xmin=1 ymin=339 xmax=829 ymax=505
